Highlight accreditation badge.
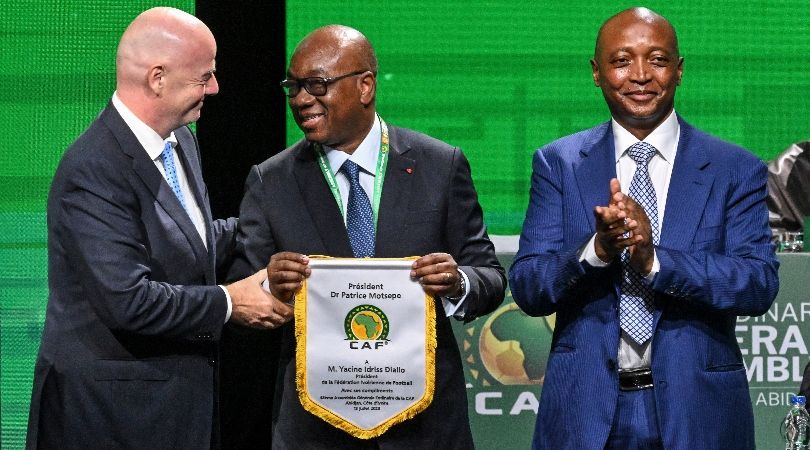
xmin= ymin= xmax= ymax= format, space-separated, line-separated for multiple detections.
xmin=294 ymin=257 xmax=436 ymax=439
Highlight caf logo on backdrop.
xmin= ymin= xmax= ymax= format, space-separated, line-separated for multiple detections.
xmin=460 ymin=290 xmax=555 ymax=386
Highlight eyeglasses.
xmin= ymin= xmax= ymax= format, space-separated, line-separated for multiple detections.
xmin=279 ymin=70 xmax=368 ymax=98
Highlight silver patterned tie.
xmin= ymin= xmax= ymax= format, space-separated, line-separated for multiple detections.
xmin=619 ymin=142 xmax=659 ymax=345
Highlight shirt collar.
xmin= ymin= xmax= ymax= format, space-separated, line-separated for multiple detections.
xmin=112 ymin=92 xmax=177 ymax=161
xmin=612 ymin=110 xmax=679 ymax=163
xmin=324 ymin=115 xmax=381 ymax=176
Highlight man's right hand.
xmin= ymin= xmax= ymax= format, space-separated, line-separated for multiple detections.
xmin=226 ymin=270 xmax=293 ymax=330
xmin=593 ymin=178 xmax=642 ymax=262
xmin=267 ymin=252 xmax=311 ymax=303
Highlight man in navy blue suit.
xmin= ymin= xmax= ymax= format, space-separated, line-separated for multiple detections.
xmin=509 ymin=7 xmax=779 ymax=449
xmin=26 ymin=8 xmax=291 ymax=449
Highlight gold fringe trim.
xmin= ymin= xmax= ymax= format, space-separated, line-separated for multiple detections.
xmin=295 ymin=256 xmax=437 ymax=440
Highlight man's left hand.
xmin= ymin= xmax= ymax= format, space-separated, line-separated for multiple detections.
xmin=622 ymin=196 xmax=655 ymax=274
xmin=411 ymin=253 xmax=462 ymax=298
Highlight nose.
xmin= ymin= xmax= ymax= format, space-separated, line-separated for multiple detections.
xmin=288 ymin=86 xmax=315 ymax=108
xmin=205 ymin=74 xmax=220 ymax=96
xmin=629 ymin=58 xmax=652 ymax=85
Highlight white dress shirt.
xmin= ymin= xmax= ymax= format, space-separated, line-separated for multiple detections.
xmin=322 ymin=116 xmax=470 ymax=318
xmin=579 ymin=110 xmax=680 ymax=369
xmin=111 ymin=92 xmax=232 ymax=322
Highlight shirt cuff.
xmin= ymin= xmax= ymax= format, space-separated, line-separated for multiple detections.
xmin=442 ymin=269 xmax=471 ymax=319
xmin=644 ymin=248 xmax=659 ymax=283
xmin=219 ymin=285 xmax=233 ymax=323
xmin=580 ymin=234 xmax=610 ymax=267
xmin=580 ymin=233 xmax=657 ymax=283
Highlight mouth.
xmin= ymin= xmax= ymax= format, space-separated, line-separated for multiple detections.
xmin=299 ymin=112 xmax=325 ymax=128
xmin=625 ymin=90 xmax=657 ymax=102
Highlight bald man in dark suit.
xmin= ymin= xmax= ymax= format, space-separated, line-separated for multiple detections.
xmin=27 ymin=8 xmax=290 ymax=449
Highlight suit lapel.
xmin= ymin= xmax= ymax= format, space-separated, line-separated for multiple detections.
xmin=650 ymin=119 xmax=712 ymax=332
xmin=102 ymin=106 xmax=212 ymax=280
xmin=573 ymin=122 xmax=617 ymax=234
xmin=659 ymin=119 xmax=713 ymax=250
xmin=293 ymin=143 xmax=354 ymax=257
xmin=174 ymin=130 xmax=216 ymax=283
xmin=375 ymin=127 xmax=416 ymax=257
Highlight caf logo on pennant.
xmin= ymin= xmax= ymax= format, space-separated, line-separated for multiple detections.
xmin=345 ymin=304 xmax=390 ymax=340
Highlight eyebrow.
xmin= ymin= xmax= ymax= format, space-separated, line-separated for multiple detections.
xmin=287 ymin=67 xmax=327 ymax=78
xmin=612 ymin=46 xmax=673 ymax=53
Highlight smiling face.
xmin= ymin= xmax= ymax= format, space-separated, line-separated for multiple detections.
xmin=116 ymin=8 xmax=220 ymax=138
xmin=286 ymin=26 xmax=376 ymax=153
xmin=591 ymin=8 xmax=683 ymax=139
xmin=160 ymin=32 xmax=219 ymax=130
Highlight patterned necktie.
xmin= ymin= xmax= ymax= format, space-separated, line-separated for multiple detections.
xmin=160 ymin=142 xmax=187 ymax=211
xmin=619 ymin=142 xmax=660 ymax=345
xmin=340 ymin=160 xmax=375 ymax=257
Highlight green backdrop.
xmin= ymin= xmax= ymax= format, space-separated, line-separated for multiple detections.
xmin=2 ymin=1 xmax=810 ymax=449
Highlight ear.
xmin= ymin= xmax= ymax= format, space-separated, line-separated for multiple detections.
xmin=147 ymin=65 xmax=165 ymax=96
xmin=590 ymin=59 xmax=600 ymax=87
xmin=358 ymin=71 xmax=376 ymax=106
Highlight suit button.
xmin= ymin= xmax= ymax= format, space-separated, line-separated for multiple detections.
xmin=208 ymin=358 xmax=216 ymax=366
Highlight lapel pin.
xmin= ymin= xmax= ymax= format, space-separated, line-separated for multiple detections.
xmin=405 ymin=168 xmax=413 ymax=174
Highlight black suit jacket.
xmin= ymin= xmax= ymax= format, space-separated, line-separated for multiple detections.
xmin=26 ymin=104 xmax=236 ymax=449
xmin=230 ymin=125 xmax=505 ymax=449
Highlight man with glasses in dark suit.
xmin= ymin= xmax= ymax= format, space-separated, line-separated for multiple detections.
xmin=228 ymin=24 xmax=505 ymax=449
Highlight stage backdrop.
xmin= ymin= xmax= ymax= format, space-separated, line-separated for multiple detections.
xmin=2 ymin=1 xmax=810 ymax=449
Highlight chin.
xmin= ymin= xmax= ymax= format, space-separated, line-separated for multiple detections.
xmin=184 ymin=111 xmax=202 ymax=125
xmin=303 ymin=130 xmax=327 ymax=143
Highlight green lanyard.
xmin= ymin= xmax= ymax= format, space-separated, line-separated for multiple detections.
xmin=315 ymin=117 xmax=390 ymax=231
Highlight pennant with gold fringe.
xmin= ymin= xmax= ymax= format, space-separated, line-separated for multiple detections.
xmin=294 ymin=257 xmax=436 ymax=439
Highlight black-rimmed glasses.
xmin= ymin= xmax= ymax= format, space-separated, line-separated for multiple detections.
xmin=280 ymin=70 xmax=368 ymax=98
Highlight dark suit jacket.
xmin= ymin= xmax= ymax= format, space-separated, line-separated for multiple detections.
xmin=509 ymin=118 xmax=779 ymax=450
xmin=767 ymin=140 xmax=810 ymax=231
xmin=229 ymin=125 xmax=505 ymax=449
xmin=27 ymin=104 xmax=236 ymax=449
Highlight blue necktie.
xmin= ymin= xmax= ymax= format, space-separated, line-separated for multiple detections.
xmin=340 ymin=160 xmax=375 ymax=257
xmin=161 ymin=142 xmax=187 ymax=211
xmin=619 ymin=142 xmax=660 ymax=345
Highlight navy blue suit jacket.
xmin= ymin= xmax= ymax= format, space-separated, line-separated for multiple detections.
xmin=509 ymin=117 xmax=779 ymax=450
xmin=27 ymin=104 xmax=236 ymax=449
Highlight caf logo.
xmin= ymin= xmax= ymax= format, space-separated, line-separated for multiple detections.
xmin=460 ymin=291 xmax=555 ymax=386
xmin=344 ymin=304 xmax=390 ymax=341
